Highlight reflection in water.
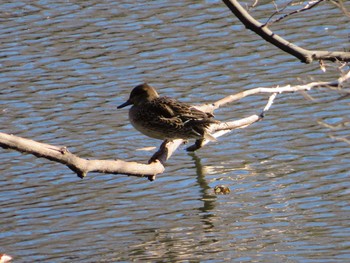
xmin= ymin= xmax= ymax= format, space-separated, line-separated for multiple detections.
xmin=191 ymin=152 xmax=216 ymax=209
xmin=191 ymin=152 xmax=217 ymax=233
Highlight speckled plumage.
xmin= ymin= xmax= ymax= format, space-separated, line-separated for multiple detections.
xmin=118 ymin=83 xmax=218 ymax=141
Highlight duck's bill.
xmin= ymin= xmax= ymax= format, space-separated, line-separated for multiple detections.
xmin=117 ymin=100 xmax=132 ymax=109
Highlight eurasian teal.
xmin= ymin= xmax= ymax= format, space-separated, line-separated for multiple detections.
xmin=118 ymin=83 xmax=218 ymax=141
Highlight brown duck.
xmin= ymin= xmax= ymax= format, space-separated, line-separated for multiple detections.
xmin=118 ymin=83 xmax=218 ymax=142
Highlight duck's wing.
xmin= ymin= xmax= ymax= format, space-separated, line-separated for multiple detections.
xmin=153 ymin=97 xmax=214 ymax=122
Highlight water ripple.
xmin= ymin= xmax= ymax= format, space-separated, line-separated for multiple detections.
xmin=1 ymin=0 xmax=350 ymax=262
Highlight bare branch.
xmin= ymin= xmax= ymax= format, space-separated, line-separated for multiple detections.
xmin=319 ymin=120 xmax=350 ymax=145
xmin=185 ymin=70 xmax=350 ymax=149
xmin=330 ymin=0 xmax=350 ymax=18
xmin=1 ymin=71 xmax=349 ymax=180
xmin=264 ymin=0 xmax=294 ymax=25
xmin=188 ymin=94 xmax=277 ymax=150
xmin=248 ymin=0 xmax=260 ymax=10
xmin=221 ymin=0 xmax=350 ymax=63
xmin=265 ymin=0 xmax=326 ymax=26
xmin=0 ymin=132 xmax=169 ymax=181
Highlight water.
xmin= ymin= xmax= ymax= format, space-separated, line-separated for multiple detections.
xmin=1 ymin=0 xmax=350 ymax=262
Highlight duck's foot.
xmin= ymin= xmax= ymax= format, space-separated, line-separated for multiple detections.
xmin=186 ymin=139 xmax=204 ymax=152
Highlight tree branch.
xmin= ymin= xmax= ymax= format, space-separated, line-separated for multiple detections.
xmin=330 ymin=0 xmax=350 ymax=18
xmin=187 ymin=70 xmax=350 ymax=148
xmin=222 ymin=0 xmax=350 ymax=63
xmin=1 ymin=71 xmax=349 ymax=181
xmin=265 ymin=0 xmax=325 ymax=26
xmin=0 ymin=132 xmax=167 ymax=181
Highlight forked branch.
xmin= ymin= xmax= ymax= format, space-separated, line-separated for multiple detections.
xmin=221 ymin=0 xmax=350 ymax=63
xmin=1 ymin=71 xmax=349 ymax=180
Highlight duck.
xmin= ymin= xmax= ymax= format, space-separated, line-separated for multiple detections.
xmin=117 ymin=83 xmax=218 ymax=142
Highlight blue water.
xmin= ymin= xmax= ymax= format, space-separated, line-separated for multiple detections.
xmin=0 ymin=1 xmax=350 ymax=262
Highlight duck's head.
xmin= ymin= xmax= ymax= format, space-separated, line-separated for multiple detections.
xmin=117 ymin=83 xmax=159 ymax=108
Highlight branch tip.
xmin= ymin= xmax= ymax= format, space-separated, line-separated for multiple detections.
xmin=77 ymin=171 xmax=87 ymax=179
xmin=147 ymin=174 xmax=156 ymax=181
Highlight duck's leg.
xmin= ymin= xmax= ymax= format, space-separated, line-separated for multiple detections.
xmin=148 ymin=139 xmax=171 ymax=164
xmin=146 ymin=139 xmax=173 ymax=181
xmin=186 ymin=139 xmax=204 ymax=152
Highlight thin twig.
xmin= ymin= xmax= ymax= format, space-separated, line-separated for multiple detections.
xmin=264 ymin=0 xmax=294 ymax=26
xmin=264 ymin=0 xmax=326 ymax=26
xmin=248 ymin=0 xmax=260 ymax=10
xmin=330 ymin=0 xmax=350 ymax=18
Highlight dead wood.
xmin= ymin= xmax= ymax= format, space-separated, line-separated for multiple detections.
xmin=1 ymin=71 xmax=349 ymax=180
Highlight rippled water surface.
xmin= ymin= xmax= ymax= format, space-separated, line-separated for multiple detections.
xmin=1 ymin=0 xmax=350 ymax=262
